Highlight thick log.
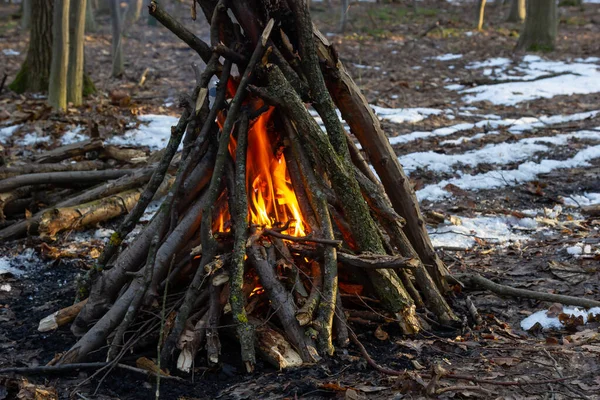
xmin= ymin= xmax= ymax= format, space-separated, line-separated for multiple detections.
xmin=253 ymin=319 xmax=303 ymax=369
xmin=33 ymin=139 xmax=104 ymax=163
xmin=38 ymin=188 xmax=143 ymax=239
xmin=38 ymin=299 xmax=88 ymax=332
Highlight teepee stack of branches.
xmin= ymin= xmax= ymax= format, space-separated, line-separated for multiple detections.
xmin=53 ymin=0 xmax=459 ymax=373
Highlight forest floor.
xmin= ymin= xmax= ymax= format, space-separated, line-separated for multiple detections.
xmin=1 ymin=0 xmax=600 ymax=399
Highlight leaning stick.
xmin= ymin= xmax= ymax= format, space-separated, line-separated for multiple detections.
xmin=263 ymin=228 xmax=342 ymax=247
xmin=0 ymin=169 xmax=135 ymax=193
xmin=228 ymin=112 xmax=256 ymax=371
xmin=148 ymin=1 xmax=212 ymax=64
xmin=296 ymin=261 xmax=322 ymax=326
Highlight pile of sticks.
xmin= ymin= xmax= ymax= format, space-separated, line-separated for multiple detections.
xmin=0 ymin=138 xmax=167 ymax=240
xmin=29 ymin=0 xmax=461 ymax=373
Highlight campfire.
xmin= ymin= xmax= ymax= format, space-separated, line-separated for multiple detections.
xmin=50 ymin=0 xmax=460 ymax=375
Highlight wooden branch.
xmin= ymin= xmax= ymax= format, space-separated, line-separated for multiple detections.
xmin=228 ymin=112 xmax=256 ymax=372
xmin=213 ymin=43 xmax=247 ymax=65
xmin=333 ymin=289 xmax=349 ymax=347
xmin=0 ymin=160 xmax=106 ymax=180
xmin=38 ymin=299 xmax=88 ymax=332
xmin=0 ymin=169 xmax=135 ymax=193
xmin=458 ymin=273 xmax=600 ymax=309
xmin=253 ymin=318 xmax=303 ymax=369
xmin=263 ymin=229 xmax=342 ymax=247
xmin=33 ymin=139 xmax=104 ymax=163
xmin=148 ymin=1 xmax=212 ymax=64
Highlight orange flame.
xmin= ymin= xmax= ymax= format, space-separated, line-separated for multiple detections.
xmin=213 ymin=86 xmax=307 ymax=237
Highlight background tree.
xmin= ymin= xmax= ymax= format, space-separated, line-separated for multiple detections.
xmin=507 ymin=0 xmax=526 ymax=22
xmin=21 ymin=0 xmax=31 ymax=29
xmin=339 ymin=0 xmax=349 ymax=33
xmin=85 ymin=0 xmax=96 ymax=32
xmin=48 ymin=0 xmax=70 ymax=110
xmin=67 ymin=0 xmax=86 ymax=106
xmin=126 ymin=0 xmax=144 ymax=24
xmin=109 ymin=0 xmax=124 ymax=77
xmin=9 ymin=0 xmax=53 ymax=93
xmin=477 ymin=0 xmax=487 ymax=31
xmin=516 ymin=0 xmax=557 ymax=51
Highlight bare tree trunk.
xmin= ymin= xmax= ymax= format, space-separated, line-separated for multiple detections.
xmin=9 ymin=0 xmax=53 ymax=93
xmin=507 ymin=0 xmax=526 ymax=22
xmin=126 ymin=0 xmax=143 ymax=24
xmin=339 ymin=0 xmax=348 ymax=33
xmin=85 ymin=0 xmax=96 ymax=32
xmin=109 ymin=0 xmax=124 ymax=77
xmin=67 ymin=0 xmax=86 ymax=106
xmin=516 ymin=0 xmax=557 ymax=51
xmin=48 ymin=0 xmax=70 ymax=110
xmin=21 ymin=0 xmax=32 ymax=29
xmin=477 ymin=0 xmax=486 ymax=31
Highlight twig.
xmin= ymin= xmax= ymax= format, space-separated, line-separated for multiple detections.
xmin=263 ymin=228 xmax=342 ymax=247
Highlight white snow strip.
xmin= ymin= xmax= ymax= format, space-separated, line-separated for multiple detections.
xmin=387 ymin=110 xmax=599 ymax=145
xmin=399 ymin=131 xmax=600 ymax=174
xmin=458 ymin=56 xmax=600 ymax=105
xmin=431 ymin=53 xmax=463 ymax=61
xmin=521 ymin=307 xmax=600 ymax=331
xmin=107 ymin=114 xmax=179 ymax=150
xmin=0 ymin=124 xmax=22 ymax=144
xmin=61 ymin=127 xmax=88 ymax=145
xmin=15 ymin=132 xmax=52 ymax=146
xmin=429 ymin=214 xmax=535 ymax=250
xmin=562 ymin=192 xmax=600 ymax=207
xmin=2 ymin=49 xmax=20 ymax=56
xmin=417 ymin=142 xmax=600 ymax=201
xmin=370 ymin=105 xmax=443 ymax=124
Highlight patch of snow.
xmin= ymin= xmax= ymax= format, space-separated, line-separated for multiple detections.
xmin=61 ymin=127 xmax=88 ymax=145
xmin=0 ymin=124 xmax=22 ymax=144
xmin=445 ymin=84 xmax=465 ymax=91
xmin=2 ymin=49 xmax=20 ymax=56
xmin=417 ymin=142 xmax=600 ymax=202
xmin=431 ymin=53 xmax=463 ymax=61
xmin=566 ymin=245 xmax=583 ymax=255
xmin=400 ymin=131 xmax=600 ymax=174
xmin=521 ymin=307 xmax=600 ymax=331
xmin=562 ymin=192 xmax=600 ymax=207
xmin=429 ymin=214 xmax=533 ymax=250
xmin=0 ymin=248 xmax=42 ymax=277
xmin=466 ymin=57 xmax=512 ymax=70
xmin=15 ymin=132 xmax=52 ymax=146
xmin=458 ymin=56 xmax=600 ymax=105
xmin=95 ymin=228 xmax=115 ymax=239
xmin=352 ymin=63 xmax=381 ymax=70
xmin=371 ymin=105 xmax=443 ymax=124
xmin=108 ymin=114 xmax=179 ymax=150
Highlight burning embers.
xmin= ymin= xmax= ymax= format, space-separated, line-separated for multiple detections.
xmin=215 ymin=95 xmax=306 ymax=237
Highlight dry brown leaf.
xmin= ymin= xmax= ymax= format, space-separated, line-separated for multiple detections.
xmin=374 ymin=325 xmax=389 ymax=341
